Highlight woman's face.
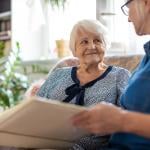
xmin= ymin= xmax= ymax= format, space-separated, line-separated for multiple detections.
xmin=74 ymin=29 xmax=105 ymax=65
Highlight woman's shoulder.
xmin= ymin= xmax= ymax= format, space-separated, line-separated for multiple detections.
xmin=48 ymin=66 xmax=73 ymax=78
xmin=52 ymin=66 xmax=73 ymax=74
xmin=110 ymin=66 xmax=131 ymax=80
xmin=111 ymin=66 xmax=130 ymax=74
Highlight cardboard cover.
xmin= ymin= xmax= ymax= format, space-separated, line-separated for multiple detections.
xmin=0 ymin=97 xmax=87 ymax=149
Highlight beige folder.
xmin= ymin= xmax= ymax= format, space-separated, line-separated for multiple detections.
xmin=0 ymin=97 xmax=88 ymax=149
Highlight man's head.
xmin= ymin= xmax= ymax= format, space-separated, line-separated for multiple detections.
xmin=121 ymin=0 xmax=150 ymax=35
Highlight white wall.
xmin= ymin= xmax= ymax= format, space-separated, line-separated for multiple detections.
xmin=12 ymin=0 xmax=96 ymax=61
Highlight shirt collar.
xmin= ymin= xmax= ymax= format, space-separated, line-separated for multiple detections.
xmin=144 ymin=40 xmax=150 ymax=57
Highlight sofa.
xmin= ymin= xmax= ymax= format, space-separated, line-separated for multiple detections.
xmin=52 ymin=54 xmax=143 ymax=73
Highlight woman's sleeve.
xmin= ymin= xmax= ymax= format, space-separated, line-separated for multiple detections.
xmin=36 ymin=70 xmax=59 ymax=98
xmin=116 ymin=68 xmax=131 ymax=105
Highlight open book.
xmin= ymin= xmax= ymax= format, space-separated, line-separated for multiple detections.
xmin=0 ymin=97 xmax=88 ymax=149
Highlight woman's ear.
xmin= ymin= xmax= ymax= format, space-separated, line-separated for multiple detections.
xmin=72 ymin=50 xmax=76 ymax=57
xmin=72 ymin=44 xmax=77 ymax=57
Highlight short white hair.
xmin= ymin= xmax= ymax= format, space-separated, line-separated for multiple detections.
xmin=69 ymin=19 xmax=111 ymax=53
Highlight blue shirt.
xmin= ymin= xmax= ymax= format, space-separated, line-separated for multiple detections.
xmin=110 ymin=40 xmax=150 ymax=150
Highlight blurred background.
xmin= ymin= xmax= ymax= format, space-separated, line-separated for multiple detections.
xmin=0 ymin=0 xmax=149 ymax=108
xmin=0 ymin=0 xmax=149 ymax=61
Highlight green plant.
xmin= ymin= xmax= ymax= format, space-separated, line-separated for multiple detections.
xmin=0 ymin=42 xmax=29 ymax=109
xmin=0 ymin=41 xmax=5 ymax=58
xmin=46 ymin=0 xmax=67 ymax=9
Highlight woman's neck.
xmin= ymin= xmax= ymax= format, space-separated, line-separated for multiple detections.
xmin=76 ymin=62 xmax=108 ymax=85
xmin=77 ymin=62 xmax=107 ymax=75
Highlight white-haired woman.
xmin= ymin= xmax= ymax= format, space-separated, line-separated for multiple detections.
xmin=36 ymin=19 xmax=130 ymax=150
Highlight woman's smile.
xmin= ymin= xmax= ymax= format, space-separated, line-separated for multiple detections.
xmin=84 ymin=52 xmax=98 ymax=55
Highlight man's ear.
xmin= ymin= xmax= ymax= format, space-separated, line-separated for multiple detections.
xmin=145 ymin=0 xmax=150 ymax=12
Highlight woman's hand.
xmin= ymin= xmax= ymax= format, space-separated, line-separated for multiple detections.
xmin=71 ymin=102 xmax=126 ymax=135
xmin=25 ymin=79 xmax=45 ymax=97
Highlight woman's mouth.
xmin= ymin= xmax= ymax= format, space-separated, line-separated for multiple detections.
xmin=85 ymin=52 xmax=97 ymax=55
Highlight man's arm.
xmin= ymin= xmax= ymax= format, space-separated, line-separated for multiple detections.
xmin=122 ymin=110 xmax=150 ymax=138
xmin=72 ymin=102 xmax=150 ymax=138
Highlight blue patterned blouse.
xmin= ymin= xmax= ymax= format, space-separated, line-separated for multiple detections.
xmin=37 ymin=66 xmax=130 ymax=106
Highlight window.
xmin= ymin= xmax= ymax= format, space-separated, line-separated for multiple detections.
xmin=12 ymin=0 xmax=148 ymax=61
xmin=48 ymin=0 xmax=96 ymax=59
xmin=96 ymin=0 xmax=148 ymax=56
xmin=12 ymin=0 xmax=96 ymax=61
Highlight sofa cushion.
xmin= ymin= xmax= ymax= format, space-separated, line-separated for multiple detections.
xmin=104 ymin=55 xmax=143 ymax=72
xmin=52 ymin=55 xmax=143 ymax=72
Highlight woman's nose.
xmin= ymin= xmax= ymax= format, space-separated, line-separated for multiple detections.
xmin=89 ymin=42 xmax=96 ymax=49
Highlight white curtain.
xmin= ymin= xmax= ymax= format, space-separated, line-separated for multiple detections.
xmin=12 ymin=0 xmax=50 ymax=60
xmin=47 ymin=0 xmax=96 ymax=58
xmin=26 ymin=0 xmax=46 ymax=31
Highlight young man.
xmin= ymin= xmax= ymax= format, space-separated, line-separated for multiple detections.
xmin=72 ymin=0 xmax=150 ymax=149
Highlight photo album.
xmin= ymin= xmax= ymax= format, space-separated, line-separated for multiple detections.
xmin=0 ymin=97 xmax=88 ymax=149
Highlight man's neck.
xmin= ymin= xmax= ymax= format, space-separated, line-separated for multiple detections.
xmin=144 ymin=16 xmax=150 ymax=34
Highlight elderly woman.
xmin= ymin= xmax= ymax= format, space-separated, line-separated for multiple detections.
xmin=36 ymin=19 xmax=130 ymax=150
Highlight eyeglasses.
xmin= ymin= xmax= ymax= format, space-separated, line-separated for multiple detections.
xmin=121 ymin=0 xmax=134 ymax=16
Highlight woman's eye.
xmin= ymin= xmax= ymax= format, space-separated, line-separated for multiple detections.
xmin=94 ymin=39 xmax=101 ymax=43
xmin=80 ymin=40 xmax=88 ymax=44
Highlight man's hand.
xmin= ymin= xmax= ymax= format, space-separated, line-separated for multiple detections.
xmin=71 ymin=102 xmax=126 ymax=135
